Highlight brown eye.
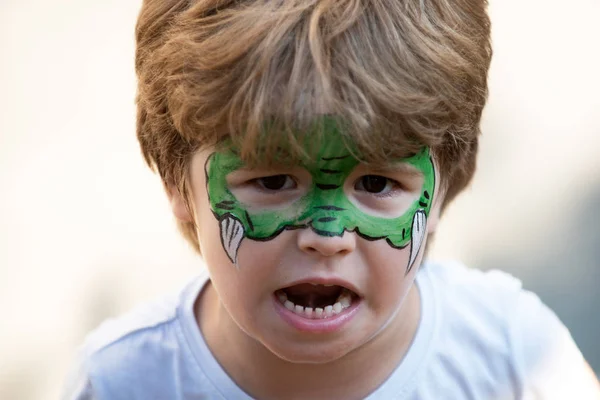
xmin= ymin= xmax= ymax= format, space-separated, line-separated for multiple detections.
xmin=256 ymin=175 xmax=295 ymax=191
xmin=355 ymin=175 xmax=391 ymax=193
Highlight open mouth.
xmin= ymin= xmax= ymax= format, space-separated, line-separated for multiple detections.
xmin=275 ymin=283 xmax=359 ymax=319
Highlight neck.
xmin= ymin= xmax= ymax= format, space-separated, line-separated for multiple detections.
xmin=197 ymin=282 xmax=421 ymax=400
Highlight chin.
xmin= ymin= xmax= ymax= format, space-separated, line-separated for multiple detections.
xmin=261 ymin=335 xmax=363 ymax=365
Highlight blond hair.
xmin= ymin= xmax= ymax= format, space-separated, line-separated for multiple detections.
xmin=135 ymin=0 xmax=492 ymax=252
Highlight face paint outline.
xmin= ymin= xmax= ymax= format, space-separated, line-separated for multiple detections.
xmin=204 ymin=117 xmax=435 ymax=272
xmin=205 ymin=146 xmax=435 ymax=272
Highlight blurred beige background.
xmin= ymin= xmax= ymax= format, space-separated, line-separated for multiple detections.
xmin=1 ymin=1 xmax=599 ymax=399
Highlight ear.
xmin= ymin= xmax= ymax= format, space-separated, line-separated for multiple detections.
xmin=167 ymin=184 xmax=193 ymax=222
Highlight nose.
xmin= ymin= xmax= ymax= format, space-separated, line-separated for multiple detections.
xmin=297 ymin=227 xmax=357 ymax=257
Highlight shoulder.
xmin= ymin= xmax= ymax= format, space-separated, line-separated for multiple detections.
xmin=423 ymin=260 xmax=524 ymax=357
xmin=423 ymin=260 xmax=523 ymax=329
xmin=415 ymin=261 xmax=524 ymax=397
xmin=422 ymin=261 xmax=571 ymax=350
xmin=62 ymin=275 xmax=208 ymax=399
xmin=416 ymin=261 xmax=592 ymax=399
xmin=82 ymin=285 xmax=183 ymax=361
xmin=424 ymin=259 xmax=523 ymax=295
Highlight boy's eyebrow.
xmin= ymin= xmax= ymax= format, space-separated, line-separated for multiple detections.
xmin=231 ymin=161 xmax=425 ymax=176
xmin=367 ymin=162 xmax=424 ymax=177
xmin=230 ymin=163 xmax=302 ymax=173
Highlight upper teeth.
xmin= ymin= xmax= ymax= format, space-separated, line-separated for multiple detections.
xmin=277 ymin=289 xmax=353 ymax=319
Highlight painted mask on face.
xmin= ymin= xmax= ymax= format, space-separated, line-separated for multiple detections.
xmin=205 ymin=120 xmax=435 ymax=273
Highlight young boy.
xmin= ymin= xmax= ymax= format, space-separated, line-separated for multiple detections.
xmin=64 ymin=0 xmax=600 ymax=398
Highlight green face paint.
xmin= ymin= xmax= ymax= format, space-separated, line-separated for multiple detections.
xmin=206 ymin=119 xmax=435 ymax=272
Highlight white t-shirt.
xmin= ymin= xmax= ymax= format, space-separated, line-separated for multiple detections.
xmin=62 ymin=261 xmax=595 ymax=399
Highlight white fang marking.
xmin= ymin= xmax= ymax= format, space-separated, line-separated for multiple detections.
xmin=220 ymin=216 xmax=245 ymax=266
xmin=407 ymin=210 xmax=427 ymax=274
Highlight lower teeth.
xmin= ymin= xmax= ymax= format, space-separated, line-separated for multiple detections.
xmin=278 ymin=290 xmax=353 ymax=319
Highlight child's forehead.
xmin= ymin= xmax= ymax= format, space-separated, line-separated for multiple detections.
xmin=217 ymin=117 xmax=424 ymax=169
xmin=220 ymin=141 xmax=423 ymax=172
xmin=213 ymin=142 xmax=428 ymax=180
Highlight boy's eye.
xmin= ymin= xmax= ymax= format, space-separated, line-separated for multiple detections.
xmin=256 ymin=175 xmax=296 ymax=191
xmin=355 ymin=175 xmax=396 ymax=194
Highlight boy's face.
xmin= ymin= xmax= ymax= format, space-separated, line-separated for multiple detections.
xmin=171 ymin=122 xmax=443 ymax=363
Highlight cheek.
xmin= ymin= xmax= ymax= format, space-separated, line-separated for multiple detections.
xmin=197 ymin=221 xmax=262 ymax=329
xmin=195 ymin=200 xmax=244 ymax=297
xmin=359 ymin=240 xmax=416 ymax=305
xmin=196 ymin=208 xmax=292 ymax=300
xmin=197 ymin=215 xmax=232 ymax=282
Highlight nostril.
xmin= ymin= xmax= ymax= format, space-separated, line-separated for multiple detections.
xmin=297 ymin=228 xmax=356 ymax=256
